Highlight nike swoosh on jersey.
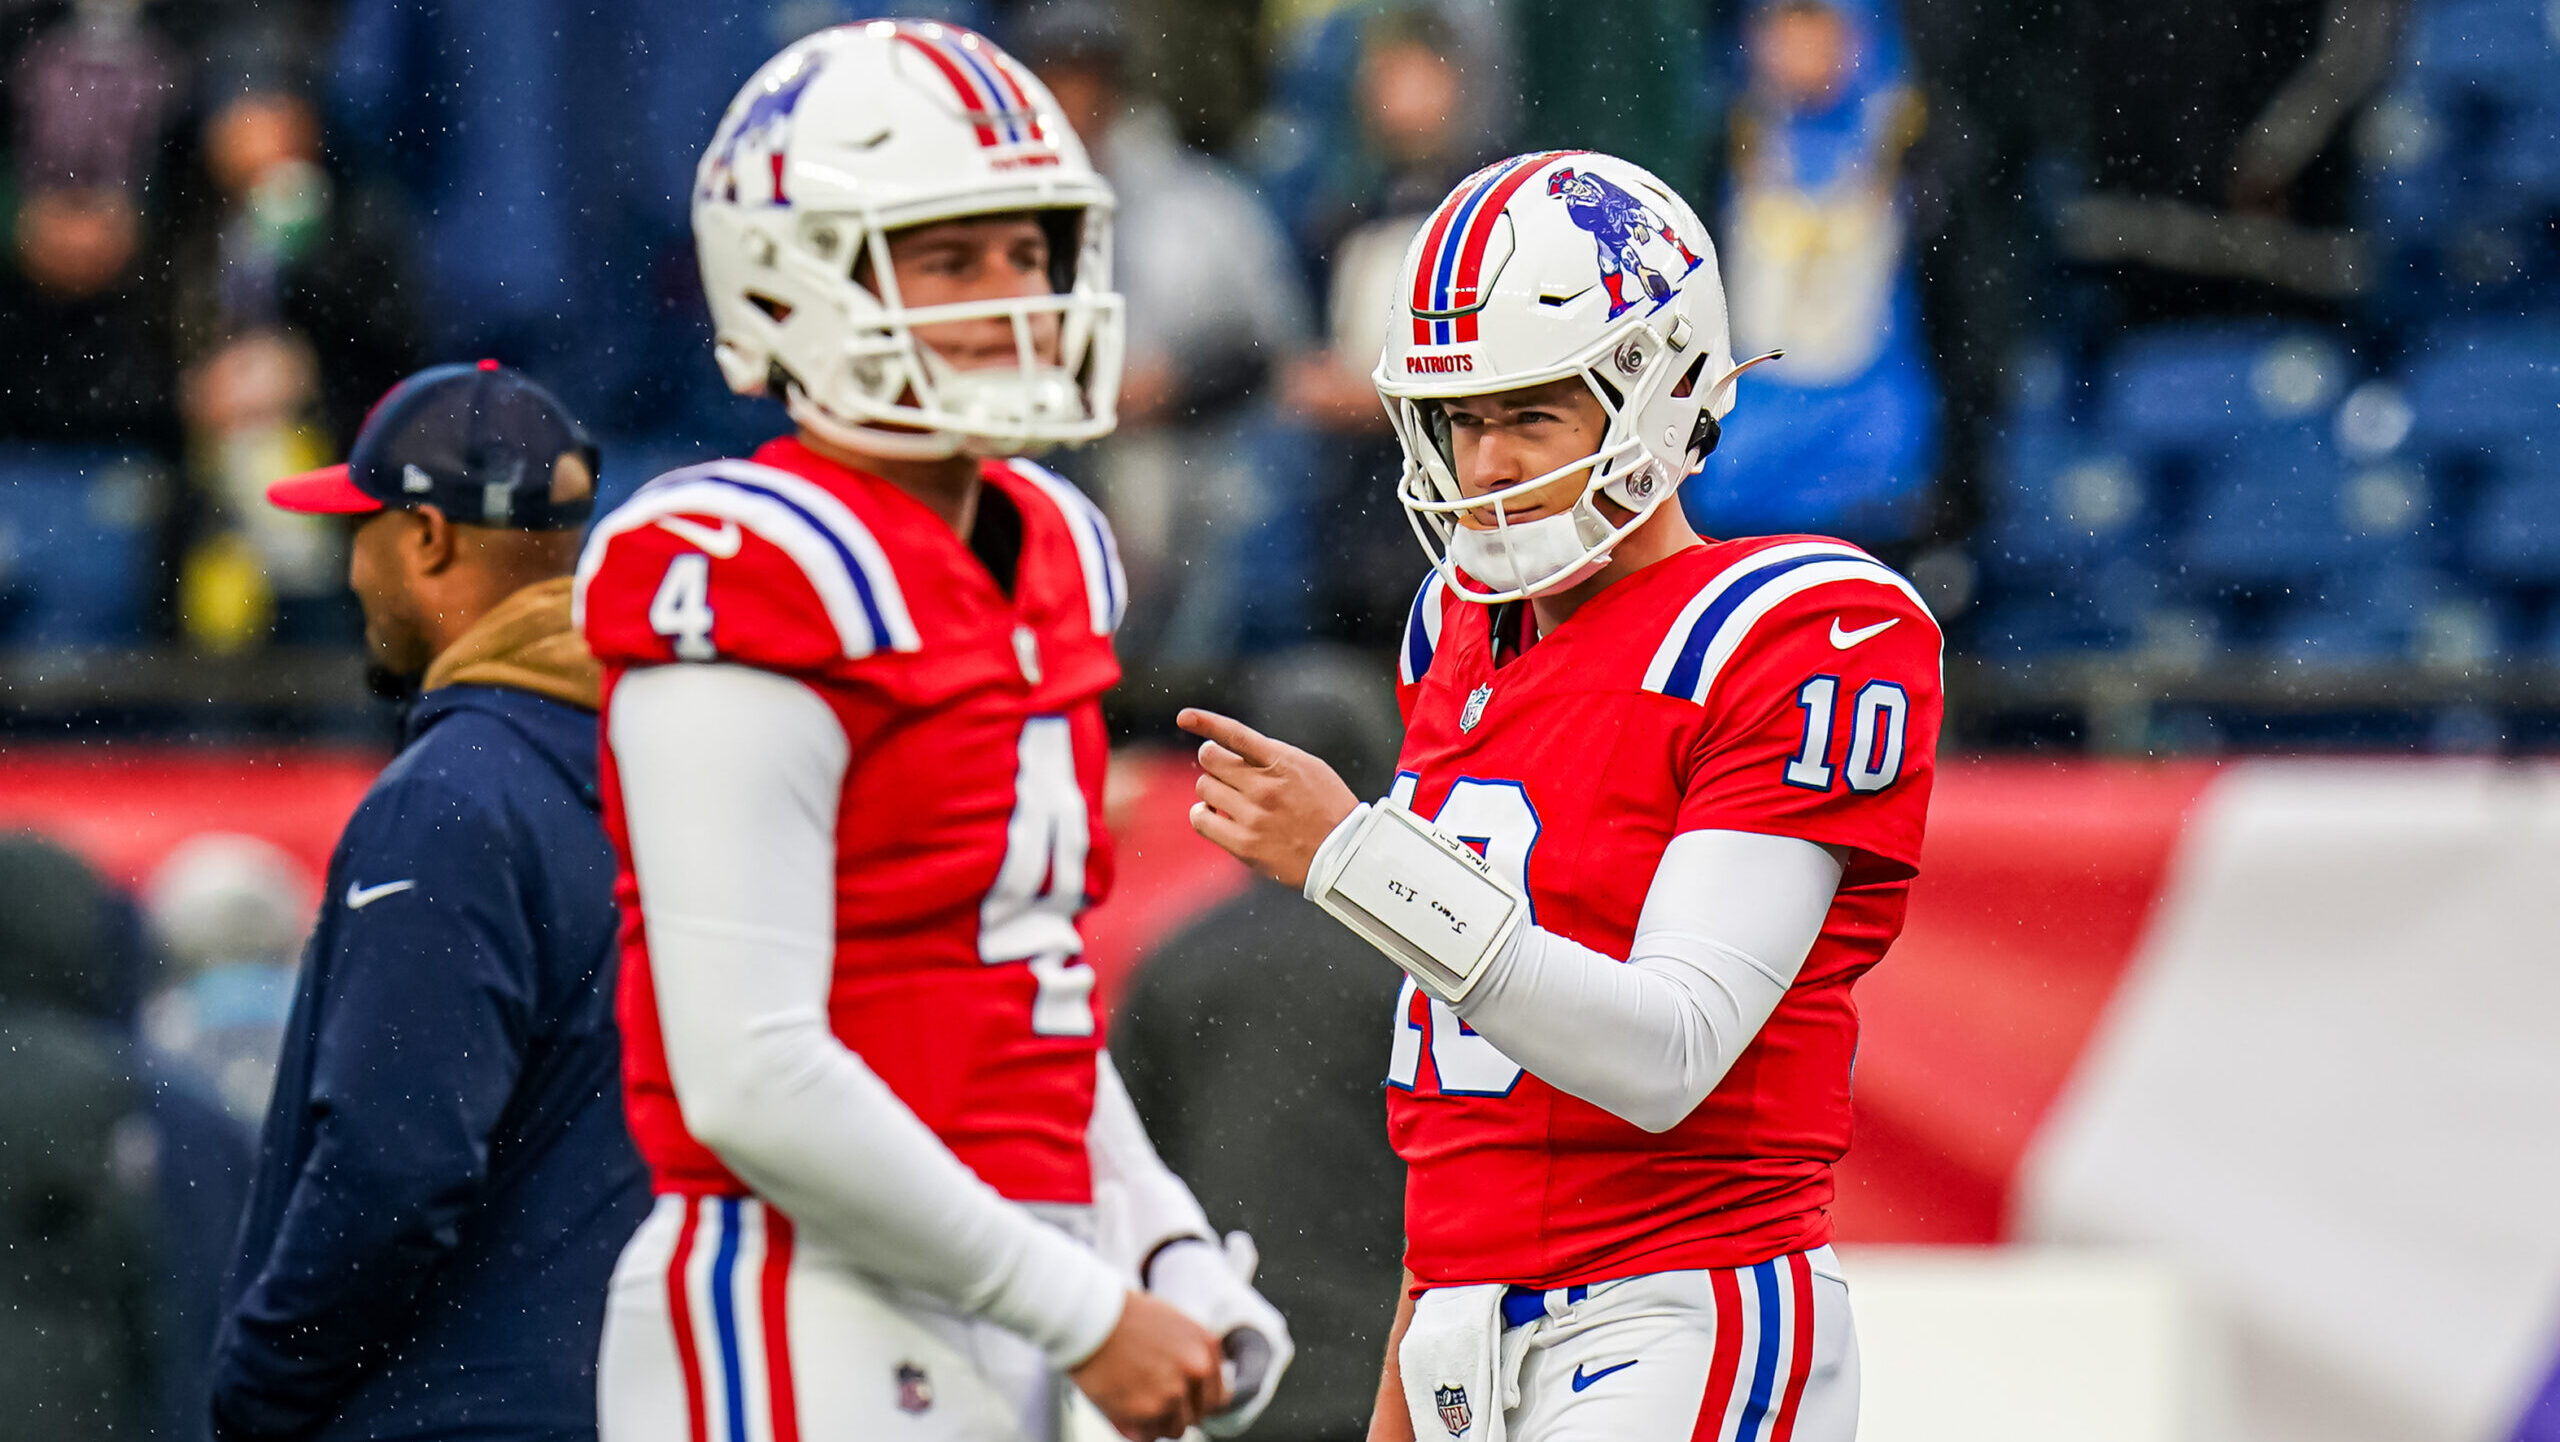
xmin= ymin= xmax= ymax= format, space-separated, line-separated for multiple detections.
xmin=656 ymin=514 xmax=744 ymax=559
xmin=1570 ymin=1360 xmax=1639 ymax=1392
xmin=1829 ymin=616 xmax=1901 ymax=649
xmin=345 ymin=879 xmax=416 ymax=910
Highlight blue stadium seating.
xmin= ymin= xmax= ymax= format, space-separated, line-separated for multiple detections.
xmin=2492 ymin=91 xmax=2560 ymax=196
xmin=2097 ymin=326 xmax=2351 ymax=454
xmin=2264 ymin=565 xmax=2480 ymax=667
xmin=2406 ymin=0 xmax=2556 ymax=107
xmin=0 ymin=447 xmax=159 ymax=647
xmin=2404 ymin=321 xmax=2560 ymax=443
xmin=1978 ymin=418 xmax=2162 ymax=576
xmin=1970 ymin=558 xmax=2164 ymax=658
xmin=2464 ymin=433 xmax=2560 ymax=581
xmin=2177 ymin=426 xmax=2435 ymax=584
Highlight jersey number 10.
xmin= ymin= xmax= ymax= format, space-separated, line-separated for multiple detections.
xmin=1784 ymin=676 xmax=1910 ymax=794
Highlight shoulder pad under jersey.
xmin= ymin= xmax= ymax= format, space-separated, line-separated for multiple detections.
xmin=1399 ymin=569 xmax=1455 ymax=686
xmin=1640 ymin=539 xmax=1939 ymax=707
xmin=575 ymin=459 xmax=922 ymax=672
xmin=1001 ymin=458 xmax=1128 ymax=637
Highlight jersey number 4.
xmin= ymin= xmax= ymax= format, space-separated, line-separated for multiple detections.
xmin=980 ymin=716 xmax=1098 ymax=1038
xmin=1383 ymin=776 xmax=1532 ymax=1097
xmin=649 ymin=553 xmax=717 ymax=661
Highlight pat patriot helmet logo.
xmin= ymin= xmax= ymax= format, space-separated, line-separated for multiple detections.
xmin=1546 ymin=164 xmax=1705 ymax=320
xmin=1435 ymin=1383 xmax=1473 ymax=1435
xmin=702 ymin=50 xmax=826 ymax=206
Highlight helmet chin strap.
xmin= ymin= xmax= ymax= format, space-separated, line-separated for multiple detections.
xmin=785 ymin=384 xmax=970 ymax=461
xmin=1446 ymin=495 xmax=1620 ymax=598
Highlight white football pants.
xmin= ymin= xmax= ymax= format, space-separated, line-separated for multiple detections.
xmin=600 ymin=1194 xmax=1075 ymax=1442
xmin=1402 ymin=1247 xmax=1857 ymax=1442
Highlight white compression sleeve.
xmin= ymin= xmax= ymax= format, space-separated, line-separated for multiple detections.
xmin=610 ymin=664 xmax=1126 ymax=1368
xmin=1086 ymin=1051 xmax=1215 ymax=1281
xmin=1446 ymin=829 xmax=1844 ymax=1133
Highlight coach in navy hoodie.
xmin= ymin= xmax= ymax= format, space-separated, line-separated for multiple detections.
xmin=213 ymin=363 xmax=648 ymax=1441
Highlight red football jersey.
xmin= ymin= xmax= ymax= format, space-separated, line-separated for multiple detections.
xmin=578 ymin=437 xmax=1127 ymax=1204
xmin=1385 ymin=536 xmax=1942 ymax=1288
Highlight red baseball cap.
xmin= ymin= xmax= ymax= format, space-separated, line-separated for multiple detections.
xmin=264 ymin=462 xmax=378 ymax=514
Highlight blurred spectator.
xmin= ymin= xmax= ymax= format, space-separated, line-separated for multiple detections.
xmin=140 ymin=831 xmax=313 ymax=1128
xmin=1019 ymin=1 xmax=1314 ymax=666
xmin=172 ymin=43 xmax=421 ymax=650
xmin=0 ymin=832 xmax=158 ymax=1441
xmin=1685 ymin=0 xmax=1940 ymax=545
xmin=1106 ymin=0 xmax=1263 ymax=153
xmin=1507 ymin=0 xmax=1708 ymax=188
xmin=0 ymin=0 xmax=187 ymax=454
xmin=324 ymin=0 xmax=927 ymax=452
xmin=0 ymin=831 xmax=255 ymax=1442
xmin=1111 ymin=647 xmax=1408 ymax=1442
xmin=326 ymin=0 xmax=679 ymax=440
xmin=1269 ymin=3 xmax=1506 ymax=645
xmin=1261 ymin=1 xmax=1511 ymax=294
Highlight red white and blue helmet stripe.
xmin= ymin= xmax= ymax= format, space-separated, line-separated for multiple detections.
xmin=1407 ymin=150 xmax=1580 ymax=346
xmin=890 ymin=22 xmax=1050 ymax=150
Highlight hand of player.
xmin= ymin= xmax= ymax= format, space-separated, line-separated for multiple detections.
xmin=1070 ymin=1289 xmax=1230 ymax=1441
xmin=1177 ymin=709 xmax=1361 ymax=891
xmin=1146 ymin=1233 xmax=1296 ymax=1437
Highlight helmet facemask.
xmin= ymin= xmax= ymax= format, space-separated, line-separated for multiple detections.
xmin=751 ymin=203 xmax=1124 ymax=461
xmin=1389 ymin=326 xmax=1716 ymax=604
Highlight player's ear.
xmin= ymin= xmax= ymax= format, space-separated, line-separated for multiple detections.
xmin=410 ymin=504 xmax=461 ymax=576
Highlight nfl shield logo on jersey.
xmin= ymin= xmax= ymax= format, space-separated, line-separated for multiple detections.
xmin=895 ymin=1361 xmax=933 ymax=1414
xmin=1460 ymin=684 xmax=1492 ymax=732
xmin=1435 ymin=1383 xmax=1472 ymax=1435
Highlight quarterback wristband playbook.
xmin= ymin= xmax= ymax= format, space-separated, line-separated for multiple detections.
xmin=1305 ymin=802 xmax=1528 ymax=1004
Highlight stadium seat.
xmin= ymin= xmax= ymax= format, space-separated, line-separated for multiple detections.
xmin=2263 ymin=565 xmax=2486 ymax=668
xmin=2177 ymin=427 xmax=2434 ymax=584
xmin=0 ymin=446 xmax=160 ymax=647
xmin=2403 ymin=321 xmax=2560 ymax=444
xmin=1978 ymin=419 xmax=2162 ymax=576
xmin=2464 ymin=434 xmax=2560 ymax=582
xmin=2097 ymin=325 xmax=2351 ymax=453
xmin=1970 ymin=559 xmax=2163 ymax=657
xmin=2490 ymin=91 xmax=2560 ymax=197
xmin=2406 ymin=0 xmax=2557 ymax=108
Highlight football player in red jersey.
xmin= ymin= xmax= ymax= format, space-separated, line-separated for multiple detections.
xmin=575 ymin=24 xmax=1288 ymax=1442
xmin=1181 ymin=150 xmax=1941 ymax=1442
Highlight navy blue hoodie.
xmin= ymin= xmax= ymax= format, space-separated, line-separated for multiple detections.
xmin=213 ymin=665 xmax=648 ymax=1441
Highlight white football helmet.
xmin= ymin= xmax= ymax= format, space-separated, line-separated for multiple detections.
xmin=1374 ymin=150 xmax=1759 ymax=603
xmin=693 ymin=20 xmax=1124 ymax=459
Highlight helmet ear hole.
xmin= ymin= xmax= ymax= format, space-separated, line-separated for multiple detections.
xmin=1671 ymin=352 xmax=1710 ymax=399
xmin=766 ymin=360 xmax=802 ymax=404
xmin=1036 ymin=209 xmax=1083 ymax=293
